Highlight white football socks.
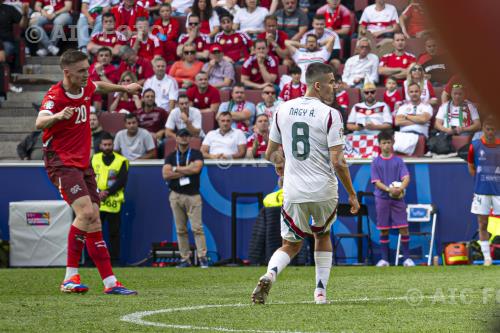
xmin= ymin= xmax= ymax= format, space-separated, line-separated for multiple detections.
xmin=480 ymin=240 xmax=492 ymax=260
xmin=314 ymin=251 xmax=332 ymax=295
xmin=266 ymin=250 xmax=291 ymax=282
xmin=103 ymin=275 xmax=118 ymax=288
xmin=64 ymin=267 xmax=79 ymax=281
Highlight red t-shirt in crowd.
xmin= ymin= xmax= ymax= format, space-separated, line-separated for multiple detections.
xmin=336 ymin=90 xmax=350 ymax=110
xmin=318 ymin=4 xmax=352 ymax=32
xmin=178 ymin=33 xmax=211 ymax=52
xmin=90 ymin=31 xmax=127 ymax=49
xmin=246 ymin=133 xmax=268 ymax=158
xmin=111 ymin=3 xmax=148 ymax=31
xmin=186 ymin=85 xmax=221 ymax=110
xmin=152 ymin=18 xmax=180 ymax=42
xmin=279 ymin=82 xmax=306 ymax=101
xmin=241 ymin=55 xmax=279 ymax=84
xmin=384 ymin=89 xmax=403 ymax=113
xmin=38 ymin=0 xmax=66 ymax=12
xmin=379 ymin=51 xmax=416 ymax=83
xmin=135 ymin=107 xmax=168 ymax=133
xmin=117 ymin=58 xmax=154 ymax=82
xmin=256 ymin=30 xmax=288 ymax=59
xmin=214 ymin=32 xmax=252 ymax=63
xmin=129 ymin=34 xmax=163 ymax=61
xmin=89 ymin=62 xmax=120 ymax=83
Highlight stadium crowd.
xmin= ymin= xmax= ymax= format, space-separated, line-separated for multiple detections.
xmin=5 ymin=0 xmax=484 ymax=160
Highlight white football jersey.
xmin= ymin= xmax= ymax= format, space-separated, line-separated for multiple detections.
xmin=269 ymin=97 xmax=345 ymax=203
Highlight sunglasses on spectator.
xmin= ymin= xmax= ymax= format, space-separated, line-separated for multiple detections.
xmin=364 ymin=90 xmax=376 ymax=95
xmin=188 ymin=22 xmax=199 ymax=26
xmin=122 ymin=79 xmax=132 ymax=82
xmin=263 ymin=91 xmax=275 ymax=95
xmin=184 ymin=50 xmax=196 ymax=55
xmin=411 ymin=67 xmax=423 ymax=72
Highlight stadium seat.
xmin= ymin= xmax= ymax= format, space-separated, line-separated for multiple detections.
xmin=234 ymin=65 xmax=242 ymax=83
xmin=350 ymin=38 xmax=358 ymax=56
xmin=278 ymin=65 xmax=288 ymax=77
xmin=433 ymin=86 xmax=444 ymax=105
xmin=202 ymin=110 xmax=216 ymax=134
xmin=410 ymin=135 xmax=426 ymax=157
xmin=164 ymin=136 xmax=203 ymax=156
xmin=451 ymin=135 xmax=472 ymax=151
xmin=386 ymin=0 xmax=408 ymax=13
xmin=245 ymin=90 xmax=263 ymax=105
xmin=220 ymin=89 xmax=231 ymax=102
xmin=190 ymin=137 xmax=202 ymax=150
xmin=354 ymin=0 xmax=369 ymax=12
xmin=99 ymin=112 xmax=126 ymax=135
xmin=177 ymin=16 xmax=187 ymax=35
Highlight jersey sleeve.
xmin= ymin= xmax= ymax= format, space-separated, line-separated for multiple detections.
xmin=399 ymin=159 xmax=410 ymax=180
xmin=370 ymin=159 xmax=381 ymax=183
xmin=382 ymin=103 xmax=393 ymax=123
xmin=39 ymin=93 xmax=57 ymax=116
xmin=327 ymin=108 xmax=344 ymax=147
xmin=269 ymin=106 xmax=282 ymax=144
xmin=467 ymin=143 xmax=475 ymax=164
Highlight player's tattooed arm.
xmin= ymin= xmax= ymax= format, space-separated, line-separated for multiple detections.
xmin=35 ymin=107 xmax=75 ymax=129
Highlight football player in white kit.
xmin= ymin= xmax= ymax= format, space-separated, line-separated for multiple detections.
xmin=251 ymin=63 xmax=360 ymax=305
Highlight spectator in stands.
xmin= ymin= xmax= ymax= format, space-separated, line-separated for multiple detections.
xmin=395 ymin=82 xmax=433 ymax=138
xmin=285 ymin=34 xmax=335 ymax=84
xmin=378 ymin=33 xmax=416 ymax=84
xmin=89 ymin=47 xmax=120 ymax=112
xmin=246 ymin=113 xmax=269 ymax=158
xmin=233 ymin=0 xmax=269 ymax=36
xmin=202 ymin=44 xmax=235 ymax=89
xmin=87 ymin=13 xmax=127 ymax=57
xmin=275 ymin=0 xmax=308 ymax=41
xmin=77 ymin=0 xmax=115 ymax=54
xmin=256 ymin=83 xmax=281 ymax=123
xmin=279 ymin=65 xmax=305 ymax=101
xmin=402 ymin=63 xmax=437 ymax=105
xmin=129 ymin=17 xmax=163 ymax=61
xmin=92 ymin=132 xmax=129 ymax=264
xmin=434 ymin=84 xmax=481 ymax=136
xmin=342 ymin=37 xmax=379 ymax=87
xmin=143 ymin=57 xmax=179 ymax=111
xmin=301 ymin=15 xmax=341 ymax=68
xmin=114 ymin=113 xmax=157 ymax=160
xmin=110 ymin=71 xmax=142 ymax=113
xmin=31 ymin=0 xmax=72 ymax=56
xmin=333 ymin=74 xmax=349 ymax=121
xmin=417 ymin=36 xmax=453 ymax=86
xmin=315 ymin=0 xmax=351 ymax=37
xmin=213 ymin=0 xmax=241 ymax=16
xmin=165 ymin=94 xmax=202 ymax=139
xmin=399 ymin=0 xmax=429 ymax=39
xmin=169 ymin=43 xmax=204 ymax=89
xmin=258 ymin=0 xmax=279 ymax=13
xmin=384 ymin=76 xmax=403 ymax=115
xmin=117 ymin=46 xmax=154 ymax=86
xmin=256 ymin=15 xmax=288 ymax=63
xmin=241 ymin=39 xmax=279 ymax=89
xmin=188 ymin=0 xmax=220 ymax=38
xmin=218 ymin=83 xmax=256 ymax=134
xmin=171 ymin=0 xmax=193 ymax=16
xmin=111 ymin=0 xmax=148 ymax=35
xmin=151 ymin=3 xmax=180 ymax=63
xmin=214 ymin=13 xmax=252 ymax=64
xmin=359 ymin=0 xmax=399 ymax=39
xmin=347 ymin=82 xmax=392 ymax=135
xmin=90 ymin=112 xmax=108 ymax=154
xmin=177 ymin=14 xmax=210 ymax=61
xmin=136 ymin=88 xmax=169 ymax=141
xmin=201 ymin=111 xmax=246 ymax=159
xmin=186 ymin=71 xmax=221 ymax=113
xmin=0 ymin=0 xmax=27 ymax=64
xmin=17 ymin=130 xmax=43 ymax=160
xmin=163 ymin=128 xmax=208 ymax=268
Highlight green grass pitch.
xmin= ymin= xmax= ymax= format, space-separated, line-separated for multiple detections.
xmin=1 ymin=266 xmax=499 ymax=332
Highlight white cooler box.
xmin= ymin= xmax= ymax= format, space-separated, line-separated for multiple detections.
xmin=9 ymin=200 xmax=73 ymax=267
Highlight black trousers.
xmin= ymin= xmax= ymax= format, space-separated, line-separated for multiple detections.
xmin=100 ymin=211 xmax=121 ymax=262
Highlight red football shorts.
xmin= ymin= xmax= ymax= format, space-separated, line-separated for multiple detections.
xmin=46 ymin=165 xmax=100 ymax=206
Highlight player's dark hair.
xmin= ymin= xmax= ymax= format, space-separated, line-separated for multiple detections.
xmin=334 ymin=73 xmax=342 ymax=82
xmin=218 ymin=111 xmax=232 ymax=118
xmin=219 ymin=13 xmax=233 ymax=21
xmin=97 ymin=47 xmax=112 ymax=56
xmin=125 ymin=113 xmax=138 ymax=121
xmin=305 ymin=34 xmax=318 ymax=41
xmin=160 ymin=2 xmax=171 ymax=9
xmin=254 ymin=39 xmax=268 ymax=47
xmin=313 ymin=14 xmax=325 ymax=21
xmin=178 ymin=94 xmax=189 ymax=101
xmin=60 ymin=50 xmax=88 ymax=69
xmin=305 ymin=62 xmax=334 ymax=86
xmin=377 ymin=130 xmax=394 ymax=143
xmin=289 ymin=65 xmax=301 ymax=75
xmin=135 ymin=16 xmax=148 ymax=24
xmin=101 ymin=132 xmax=114 ymax=142
xmin=264 ymin=14 xmax=278 ymax=24
xmin=102 ymin=12 xmax=115 ymax=21
xmin=386 ymin=76 xmax=398 ymax=84
xmin=143 ymin=88 xmax=155 ymax=96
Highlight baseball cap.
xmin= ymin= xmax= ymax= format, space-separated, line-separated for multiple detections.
xmin=210 ymin=44 xmax=222 ymax=53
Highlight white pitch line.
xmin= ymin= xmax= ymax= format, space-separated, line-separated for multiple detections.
xmin=120 ymin=295 xmax=442 ymax=332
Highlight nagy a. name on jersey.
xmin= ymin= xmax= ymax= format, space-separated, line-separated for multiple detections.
xmin=289 ymin=107 xmax=316 ymax=117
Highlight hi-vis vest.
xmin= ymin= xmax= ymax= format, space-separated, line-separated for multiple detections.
xmin=92 ymin=152 xmax=129 ymax=213
xmin=263 ymin=189 xmax=284 ymax=208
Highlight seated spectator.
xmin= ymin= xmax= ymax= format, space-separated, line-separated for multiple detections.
xmin=285 ymin=33 xmax=334 ymax=84
xmin=186 ymin=72 xmax=221 ymax=113
xmin=201 ymin=111 xmax=246 ymax=159
xmin=213 ymin=0 xmax=241 ymax=16
xmin=187 ymin=0 xmax=220 ymax=39
xmin=136 ymin=88 xmax=169 ymax=141
xmin=141 ymin=0 xmax=161 ymax=15
xmin=233 ymin=0 xmax=269 ymax=36
xmin=347 ymin=82 xmax=392 ymax=135
xmin=169 ymin=43 xmax=204 ymax=89
xmin=171 ymin=0 xmax=193 ymax=16
xmin=275 ymin=0 xmax=308 ymax=41
xmin=218 ymin=83 xmax=256 ymax=134
xmin=417 ymin=36 xmax=453 ymax=86
xmin=151 ymin=3 xmax=180 ymax=63
xmin=257 ymin=0 xmax=278 ymax=13
xmin=31 ymin=0 xmax=72 ymax=56
xmin=87 ymin=13 xmax=127 ymax=57
xmin=256 ymin=15 xmax=288 ymax=63
xmin=359 ymin=0 xmax=399 ymax=39
xmin=0 ymin=0 xmax=27 ymax=66
xmin=315 ymin=0 xmax=351 ymax=37
xmin=90 ymin=112 xmax=108 ymax=154
xmin=333 ymin=74 xmax=349 ymax=120
xmin=256 ymin=84 xmax=281 ymax=123
xmin=378 ymin=33 xmax=416 ymax=84
xmin=89 ymin=47 xmax=120 ymax=112
xmin=114 ymin=113 xmax=157 ymax=160
xmin=129 ymin=17 xmax=163 ymax=62
xmin=17 ymin=130 xmax=43 ymax=160
xmin=395 ymin=82 xmax=433 ymax=138
xmin=241 ymin=39 xmax=279 ymax=89
xmin=402 ymin=63 xmax=437 ymax=105
xmin=384 ymin=76 xmax=403 ymax=115
xmin=77 ymin=0 xmax=116 ymax=54
xmin=279 ymin=66 xmax=306 ymax=101
xmin=214 ymin=13 xmax=252 ymax=64
xmin=342 ymin=38 xmax=379 ymax=87
xmin=143 ymin=57 xmax=179 ymax=112
xmin=117 ymin=46 xmax=154 ymax=86
xmin=110 ymin=71 xmax=142 ymax=113
xmin=246 ymin=113 xmax=270 ymax=158
xmin=177 ymin=14 xmax=210 ymax=60
xmin=202 ymin=44 xmax=235 ymax=89
xmin=434 ymin=84 xmax=481 ymax=136
xmin=165 ymin=94 xmax=202 ymax=139
xmin=301 ymin=15 xmax=341 ymax=68
xmin=399 ymin=0 xmax=429 ymax=39
xmin=111 ymin=0 xmax=148 ymax=34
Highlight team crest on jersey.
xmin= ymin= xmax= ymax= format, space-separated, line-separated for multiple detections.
xmin=251 ymin=68 xmax=258 ymax=75
xmin=204 ymin=96 xmax=209 ymax=104
xmin=194 ymin=98 xmax=199 ymax=103
xmin=197 ymin=42 xmax=202 ymax=49
xmin=220 ymin=39 xmax=225 ymax=45
xmin=234 ymin=37 xmax=239 ymax=43
xmin=44 ymin=100 xmax=54 ymax=110
xmin=403 ymin=58 xmax=407 ymax=65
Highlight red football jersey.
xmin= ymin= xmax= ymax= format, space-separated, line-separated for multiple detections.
xmin=38 ymin=0 xmax=66 ymax=12
xmin=323 ymin=5 xmax=352 ymax=31
xmin=186 ymin=85 xmax=221 ymax=109
xmin=241 ymin=55 xmax=279 ymax=84
xmin=336 ymin=90 xmax=350 ymax=110
xmin=214 ymin=32 xmax=252 ymax=63
xmin=383 ymin=89 xmax=403 ymax=113
xmin=246 ymin=133 xmax=268 ymax=158
xmin=88 ymin=63 xmax=120 ymax=83
xmin=256 ymin=30 xmax=288 ymax=59
xmin=178 ymin=34 xmax=210 ymax=52
xmin=152 ymin=18 xmax=180 ymax=42
xmin=279 ymin=82 xmax=306 ymax=101
xmin=111 ymin=3 xmax=148 ymax=31
xmin=135 ymin=107 xmax=168 ymax=133
xmin=39 ymin=79 xmax=97 ymax=169
xmin=129 ymin=34 xmax=163 ymax=61
xmin=117 ymin=58 xmax=154 ymax=81
xmin=90 ymin=31 xmax=127 ymax=49
xmin=379 ymin=52 xmax=416 ymax=84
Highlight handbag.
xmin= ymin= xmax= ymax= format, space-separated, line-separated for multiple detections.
xmin=427 ymin=130 xmax=454 ymax=154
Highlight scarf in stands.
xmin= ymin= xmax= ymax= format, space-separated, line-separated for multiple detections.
xmin=229 ymin=100 xmax=248 ymax=133
xmin=281 ymin=82 xmax=306 ymax=101
xmin=445 ymin=101 xmax=472 ymax=128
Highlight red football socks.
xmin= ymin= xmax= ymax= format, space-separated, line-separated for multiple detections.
xmin=67 ymin=225 xmax=86 ymax=268
xmin=86 ymin=231 xmax=114 ymax=280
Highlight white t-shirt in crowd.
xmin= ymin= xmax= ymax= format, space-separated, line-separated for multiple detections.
xmin=396 ymin=102 xmax=433 ymax=137
xmin=165 ymin=107 xmax=202 ymax=135
xmin=171 ymin=0 xmax=193 ymax=13
xmin=143 ymin=74 xmax=179 ymax=112
xmin=292 ymin=47 xmax=331 ymax=83
xmin=360 ymin=4 xmax=399 ymax=33
xmin=202 ymin=128 xmax=247 ymax=157
xmin=347 ymin=101 xmax=392 ymax=134
xmin=114 ymin=128 xmax=156 ymax=161
xmin=234 ymin=6 xmax=269 ymax=33
xmin=436 ymin=101 xmax=479 ymax=128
